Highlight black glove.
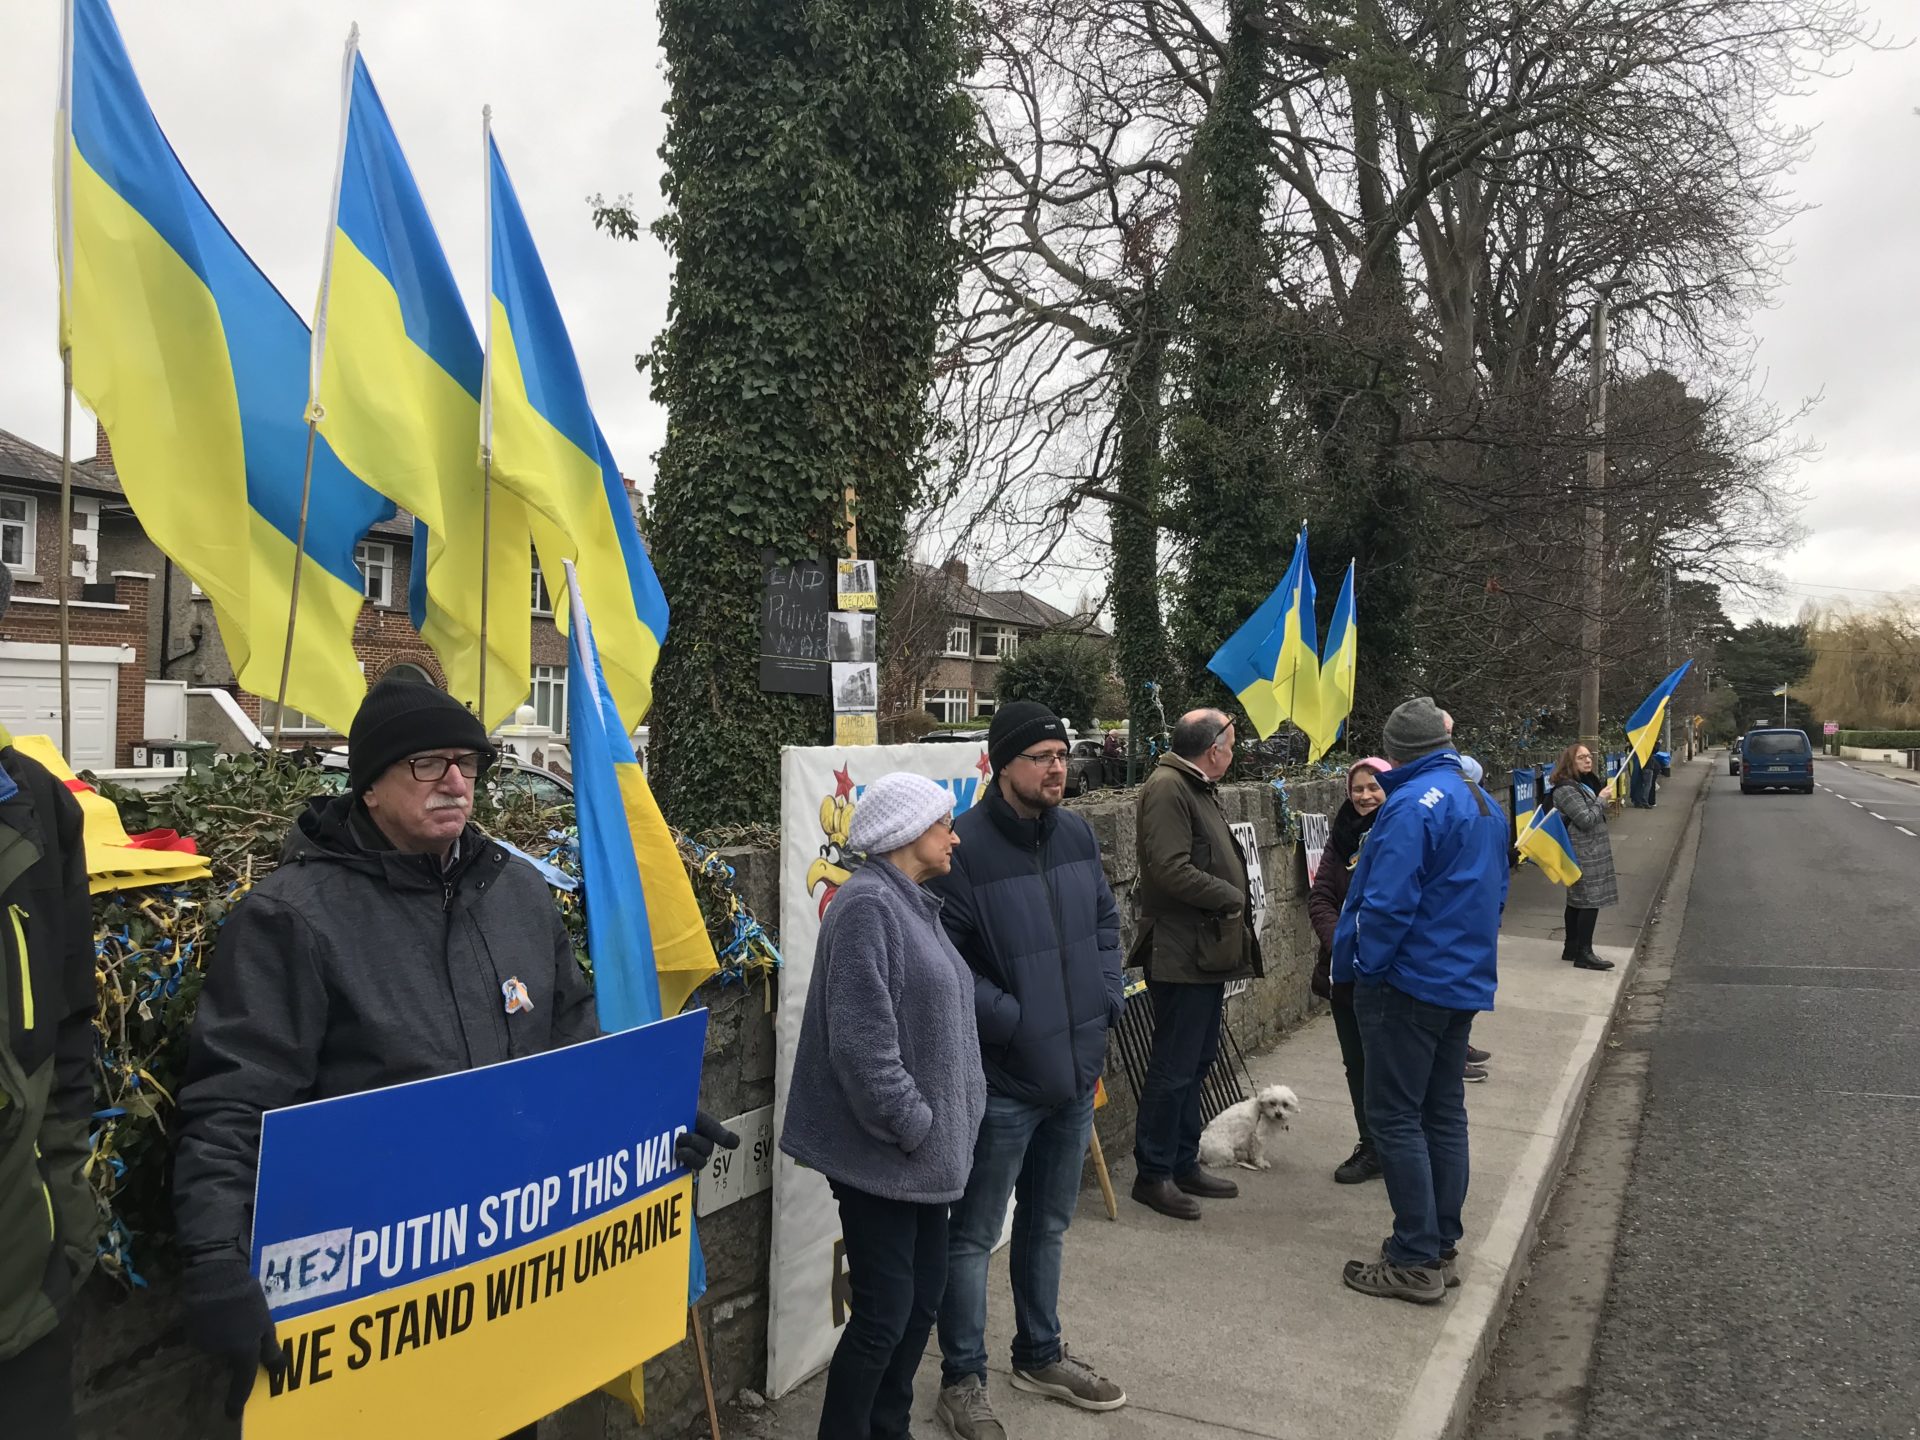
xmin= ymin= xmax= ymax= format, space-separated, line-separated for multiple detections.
xmin=675 ymin=1109 xmax=740 ymax=1171
xmin=181 ymin=1254 xmax=286 ymax=1418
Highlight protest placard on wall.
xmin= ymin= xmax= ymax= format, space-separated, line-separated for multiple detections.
xmin=759 ymin=552 xmax=831 ymax=695
xmin=1298 ymin=811 xmax=1331 ymax=887
xmin=769 ymin=743 xmax=998 ymax=1398
xmin=244 ymin=1013 xmax=707 ymax=1439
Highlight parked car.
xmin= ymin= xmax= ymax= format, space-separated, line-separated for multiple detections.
xmin=1066 ymin=738 xmax=1105 ymax=796
xmin=1729 ymin=738 xmax=1742 ymax=776
xmin=1739 ymin=728 xmax=1814 ymax=794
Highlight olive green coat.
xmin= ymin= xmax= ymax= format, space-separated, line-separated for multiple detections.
xmin=1129 ymin=754 xmax=1261 ymax=984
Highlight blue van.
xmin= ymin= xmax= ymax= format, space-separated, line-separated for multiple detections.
xmin=1739 ymin=728 xmax=1814 ymax=794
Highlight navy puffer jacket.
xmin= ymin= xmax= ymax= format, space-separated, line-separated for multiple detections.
xmin=928 ymin=785 xmax=1126 ymax=1107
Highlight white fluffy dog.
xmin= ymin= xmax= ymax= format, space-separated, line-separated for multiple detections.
xmin=1197 ymin=1084 xmax=1301 ymax=1171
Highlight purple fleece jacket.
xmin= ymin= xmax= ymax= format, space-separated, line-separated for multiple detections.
xmin=780 ymin=857 xmax=987 ymax=1204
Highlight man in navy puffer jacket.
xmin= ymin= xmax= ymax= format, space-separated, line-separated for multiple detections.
xmin=928 ymin=702 xmax=1128 ymax=1435
xmin=1331 ymin=697 xmax=1509 ymax=1306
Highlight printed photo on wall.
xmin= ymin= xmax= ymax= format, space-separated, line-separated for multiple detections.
xmin=828 ymin=611 xmax=876 ymax=663
xmin=836 ymin=559 xmax=877 ymax=611
xmin=831 ymin=661 xmax=879 ymax=712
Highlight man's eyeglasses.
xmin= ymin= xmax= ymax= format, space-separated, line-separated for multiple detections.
xmin=1017 ymin=750 xmax=1070 ymax=770
xmin=406 ymin=753 xmax=488 ymax=782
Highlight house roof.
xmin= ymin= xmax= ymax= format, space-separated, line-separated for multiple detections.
xmin=915 ymin=563 xmax=1109 ymax=637
xmin=0 ymin=427 xmax=123 ymax=498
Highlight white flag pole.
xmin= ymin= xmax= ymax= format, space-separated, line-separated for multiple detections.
xmin=477 ymin=104 xmax=494 ymax=730
xmin=54 ymin=0 xmax=78 ymax=759
xmin=271 ymin=21 xmax=360 ymax=749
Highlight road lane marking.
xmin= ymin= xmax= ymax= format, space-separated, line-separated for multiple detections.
xmin=1851 ymin=801 xmax=1864 ymax=808
xmin=1900 ymin=827 xmax=1916 ymax=837
xmin=1871 ymin=813 xmax=1888 ymax=820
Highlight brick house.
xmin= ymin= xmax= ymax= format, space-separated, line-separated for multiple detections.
xmin=2 ymin=422 xmax=576 ymax=760
xmin=914 ymin=559 xmax=1109 ymax=724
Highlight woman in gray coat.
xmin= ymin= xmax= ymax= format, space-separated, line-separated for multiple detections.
xmin=781 ymin=772 xmax=987 ymax=1440
xmin=1549 ymin=743 xmax=1619 ymax=971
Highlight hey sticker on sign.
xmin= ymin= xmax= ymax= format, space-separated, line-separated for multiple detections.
xmin=502 ymin=977 xmax=535 ymax=1015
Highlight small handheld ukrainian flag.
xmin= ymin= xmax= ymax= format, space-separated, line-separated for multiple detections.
xmin=1625 ymin=661 xmax=1692 ymax=767
xmin=1517 ymin=806 xmax=1583 ymax=887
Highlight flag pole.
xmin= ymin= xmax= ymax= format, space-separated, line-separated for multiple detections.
xmin=57 ymin=355 xmax=75 ymax=760
xmin=55 ymin=0 xmax=76 ymax=760
xmin=478 ymin=104 xmax=495 ymax=731
xmin=286 ymin=21 xmax=360 ymax=752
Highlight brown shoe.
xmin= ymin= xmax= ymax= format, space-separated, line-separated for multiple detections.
xmin=1175 ymin=1166 xmax=1240 ymax=1200
xmin=1130 ymin=1176 xmax=1201 ymax=1220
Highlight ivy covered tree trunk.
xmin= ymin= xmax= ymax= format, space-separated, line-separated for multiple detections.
xmin=1110 ymin=318 xmax=1174 ymax=775
xmin=1162 ymin=13 xmax=1295 ymax=719
xmin=648 ymin=0 xmax=973 ymax=827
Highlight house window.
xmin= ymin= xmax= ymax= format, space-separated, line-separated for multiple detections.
xmin=975 ymin=695 xmax=997 ymax=718
xmin=923 ymin=688 xmax=971 ymax=725
xmin=355 ymin=541 xmax=394 ymax=607
xmin=1 ymin=492 xmax=33 ymax=574
xmin=529 ymin=664 xmax=568 ymax=735
xmin=531 ymin=563 xmax=554 ymax=616
xmin=942 ymin=620 xmax=972 ymax=657
xmin=259 ymin=701 xmax=332 ymax=736
xmin=977 ymin=626 xmax=1021 ymax=659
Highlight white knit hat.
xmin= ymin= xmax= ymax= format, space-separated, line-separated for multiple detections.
xmin=847 ymin=772 xmax=955 ymax=856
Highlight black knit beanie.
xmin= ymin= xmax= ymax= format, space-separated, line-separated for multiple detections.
xmin=987 ymin=700 xmax=1069 ymax=773
xmin=347 ymin=672 xmax=492 ymax=795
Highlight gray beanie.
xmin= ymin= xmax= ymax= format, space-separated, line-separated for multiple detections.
xmin=847 ymin=772 xmax=955 ymax=856
xmin=1382 ymin=697 xmax=1452 ymax=763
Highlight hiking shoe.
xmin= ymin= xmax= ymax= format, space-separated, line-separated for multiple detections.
xmin=1463 ymin=1062 xmax=1489 ymax=1083
xmin=1342 ymin=1257 xmax=1446 ymax=1305
xmin=1011 ymin=1343 xmax=1126 ymax=1412
xmin=1439 ymin=1247 xmax=1463 ymax=1289
xmin=1466 ymin=1045 xmax=1491 ymax=1064
xmin=936 ymin=1376 xmax=1008 ymax=1439
xmin=1334 ymin=1141 xmax=1383 ymax=1185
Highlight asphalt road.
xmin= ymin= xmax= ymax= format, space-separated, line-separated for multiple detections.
xmin=1580 ymin=756 xmax=1920 ymax=1438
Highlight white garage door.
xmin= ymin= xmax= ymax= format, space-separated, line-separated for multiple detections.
xmin=0 ymin=652 xmax=120 ymax=769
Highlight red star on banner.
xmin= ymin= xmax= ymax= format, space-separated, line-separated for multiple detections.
xmin=833 ymin=764 xmax=855 ymax=799
xmin=975 ymin=750 xmax=992 ymax=782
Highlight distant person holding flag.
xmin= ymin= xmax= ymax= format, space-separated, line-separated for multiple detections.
xmin=1548 ymin=744 xmax=1618 ymax=971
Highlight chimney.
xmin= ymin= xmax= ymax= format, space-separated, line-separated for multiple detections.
xmin=92 ymin=421 xmax=114 ymax=470
xmin=940 ymin=558 xmax=969 ymax=585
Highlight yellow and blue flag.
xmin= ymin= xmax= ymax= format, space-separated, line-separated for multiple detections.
xmin=1313 ymin=559 xmax=1358 ymax=760
xmin=1517 ymin=806 xmax=1583 ymax=887
xmin=563 ymin=561 xmax=717 ymax=1317
xmin=1208 ymin=526 xmax=1321 ymax=740
xmin=486 ymin=132 xmax=668 ymax=727
xmin=57 ymin=0 xmax=392 ymax=734
xmin=312 ymin=36 xmax=530 ymax=728
xmin=1625 ymin=661 xmax=1692 ymax=767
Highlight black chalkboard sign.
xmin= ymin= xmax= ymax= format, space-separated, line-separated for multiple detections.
xmin=758 ymin=550 xmax=832 ymax=695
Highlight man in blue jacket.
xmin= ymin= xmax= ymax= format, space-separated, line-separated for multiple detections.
xmin=929 ymin=702 xmax=1128 ymax=1437
xmin=1331 ymin=697 xmax=1509 ymax=1305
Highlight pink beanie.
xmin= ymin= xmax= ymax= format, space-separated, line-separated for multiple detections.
xmin=1350 ymin=756 xmax=1393 ymax=781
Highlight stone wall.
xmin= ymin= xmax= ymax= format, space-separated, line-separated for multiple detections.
xmin=71 ymin=767 xmax=1518 ymax=1438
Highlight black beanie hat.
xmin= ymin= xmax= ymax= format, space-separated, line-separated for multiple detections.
xmin=987 ymin=700 xmax=1069 ymax=773
xmin=347 ymin=671 xmax=492 ymax=795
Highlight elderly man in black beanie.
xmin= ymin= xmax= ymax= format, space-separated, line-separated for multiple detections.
xmin=927 ymin=701 xmax=1127 ymax=1435
xmin=170 ymin=672 xmax=730 ymax=1435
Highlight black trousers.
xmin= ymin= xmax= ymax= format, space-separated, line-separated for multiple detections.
xmin=1331 ymin=988 xmax=1369 ymax=1145
xmin=819 ymin=1181 xmax=949 ymax=1440
xmin=1564 ymin=904 xmax=1599 ymax=958
xmin=3 ymin=1312 xmax=76 ymax=1440
xmin=1132 ymin=980 xmax=1226 ymax=1181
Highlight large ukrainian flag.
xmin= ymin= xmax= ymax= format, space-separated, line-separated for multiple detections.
xmin=312 ymin=38 xmax=530 ymax=728
xmin=1209 ymin=526 xmax=1320 ymax=740
xmin=486 ymin=133 xmax=668 ymax=727
xmin=1308 ymin=559 xmax=1358 ymax=761
xmin=1625 ymin=661 xmax=1691 ymax=767
xmin=58 ymin=0 xmax=391 ymax=734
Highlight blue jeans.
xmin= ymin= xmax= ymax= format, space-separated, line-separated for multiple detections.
xmin=820 ymin=1182 xmax=949 ymax=1440
xmin=1131 ymin=980 xmax=1225 ymax=1182
xmin=939 ymin=1088 xmax=1095 ymax=1385
xmin=1355 ymin=979 xmax=1475 ymax=1267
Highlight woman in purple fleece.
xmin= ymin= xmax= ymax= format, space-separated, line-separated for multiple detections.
xmin=781 ymin=772 xmax=988 ymax=1440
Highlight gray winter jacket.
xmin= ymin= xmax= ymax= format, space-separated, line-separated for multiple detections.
xmin=1552 ymin=779 xmax=1620 ymax=910
xmin=780 ymin=857 xmax=986 ymax=1205
xmin=173 ymin=796 xmax=598 ymax=1258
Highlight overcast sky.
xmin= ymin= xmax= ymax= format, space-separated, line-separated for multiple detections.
xmin=0 ymin=1 xmax=1911 ymax=622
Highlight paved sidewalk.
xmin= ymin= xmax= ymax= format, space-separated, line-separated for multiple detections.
xmin=736 ymin=761 xmax=1711 ymax=1440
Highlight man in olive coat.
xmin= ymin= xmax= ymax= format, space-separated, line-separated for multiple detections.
xmin=1128 ymin=708 xmax=1260 ymax=1220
